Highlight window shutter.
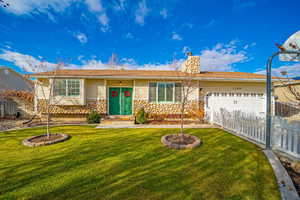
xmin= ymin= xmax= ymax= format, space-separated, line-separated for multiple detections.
xmin=175 ymin=83 xmax=182 ymax=102
xmin=149 ymin=83 xmax=157 ymax=102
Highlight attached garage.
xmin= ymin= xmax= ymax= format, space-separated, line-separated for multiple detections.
xmin=205 ymin=92 xmax=266 ymax=116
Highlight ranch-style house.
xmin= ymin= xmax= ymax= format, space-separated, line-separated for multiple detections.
xmin=31 ymin=55 xmax=268 ymax=120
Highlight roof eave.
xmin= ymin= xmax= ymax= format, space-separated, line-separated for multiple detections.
xmin=31 ymin=75 xmax=268 ymax=82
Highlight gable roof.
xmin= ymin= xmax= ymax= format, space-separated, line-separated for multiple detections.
xmin=30 ymin=69 xmax=271 ymax=82
xmin=0 ymin=67 xmax=33 ymax=92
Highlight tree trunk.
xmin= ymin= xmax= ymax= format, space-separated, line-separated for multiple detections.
xmin=180 ymin=98 xmax=185 ymax=137
xmin=46 ymin=105 xmax=50 ymax=138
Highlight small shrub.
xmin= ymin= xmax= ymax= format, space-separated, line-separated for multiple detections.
xmin=135 ymin=108 xmax=148 ymax=124
xmin=87 ymin=112 xmax=101 ymax=124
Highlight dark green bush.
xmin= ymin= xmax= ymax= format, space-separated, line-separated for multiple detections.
xmin=135 ymin=108 xmax=148 ymax=124
xmin=87 ymin=112 xmax=101 ymax=124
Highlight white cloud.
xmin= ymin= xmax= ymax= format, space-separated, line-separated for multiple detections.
xmin=118 ymin=57 xmax=185 ymax=71
xmin=0 ymin=50 xmax=56 ymax=72
xmin=159 ymin=8 xmax=168 ymax=19
xmin=113 ymin=0 xmax=126 ymax=11
xmin=183 ymin=23 xmax=194 ymax=29
xmin=98 ymin=13 xmax=109 ymax=32
xmin=125 ymin=32 xmax=134 ymax=39
xmin=80 ymin=59 xmax=107 ymax=69
xmin=135 ymin=0 xmax=150 ymax=25
xmin=182 ymin=46 xmax=191 ymax=54
xmin=0 ymin=49 xmax=180 ymax=72
xmin=84 ymin=0 xmax=109 ymax=32
xmin=243 ymin=42 xmax=256 ymax=50
xmin=200 ymin=40 xmax=248 ymax=71
xmin=75 ymin=32 xmax=88 ymax=44
xmin=203 ymin=19 xmax=216 ymax=29
xmin=2 ymin=0 xmax=110 ymax=31
xmin=233 ymin=0 xmax=256 ymax=11
xmin=172 ymin=32 xmax=182 ymax=41
xmin=256 ymin=63 xmax=300 ymax=77
xmin=2 ymin=0 xmax=74 ymax=16
xmin=77 ymin=55 xmax=84 ymax=61
xmin=85 ymin=0 xmax=103 ymax=12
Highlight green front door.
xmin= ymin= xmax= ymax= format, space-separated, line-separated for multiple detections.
xmin=109 ymin=87 xmax=133 ymax=115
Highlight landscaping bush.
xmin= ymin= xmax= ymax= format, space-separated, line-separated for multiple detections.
xmin=135 ymin=108 xmax=148 ymax=124
xmin=87 ymin=112 xmax=101 ymax=123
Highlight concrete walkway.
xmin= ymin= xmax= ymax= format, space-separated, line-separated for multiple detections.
xmin=96 ymin=124 xmax=217 ymax=129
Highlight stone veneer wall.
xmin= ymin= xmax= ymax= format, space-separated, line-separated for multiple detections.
xmin=37 ymin=99 xmax=107 ymax=115
xmin=133 ymin=100 xmax=199 ymax=115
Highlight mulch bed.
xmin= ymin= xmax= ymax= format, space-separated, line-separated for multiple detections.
xmin=280 ymin=160 xmax=300 ymax=196
xmin=29 ymin=134 xmax=64 ymax=143
xmin=166 ymin=134 xmax=196 ymax=145
xmin=161 ymin=134 xmax=201 ymax=150
xmin=23 ymin=133 xmax=70 ymax=147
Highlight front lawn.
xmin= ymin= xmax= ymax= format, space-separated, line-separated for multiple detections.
xmin=0 ymin=126 xmax=280 ymax=200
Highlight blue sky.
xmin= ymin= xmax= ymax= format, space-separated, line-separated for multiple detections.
xmin=0 ymin=0 xmax=299 ymax=76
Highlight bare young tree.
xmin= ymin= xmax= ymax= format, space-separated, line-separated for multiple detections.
xmin=171 ymin=53 xmax=198 ymax=136
xmin=32 ymin=62 xmax=69 ymax=138
xmin=179 ymin=72 xmax=197 ymax=135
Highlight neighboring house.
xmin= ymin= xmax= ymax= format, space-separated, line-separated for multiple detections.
xmin=273 ymin=80 xmax=300 ymax=120
xmin=31 ymin=55 xmax=268 ymax=120
xmin=0 ymin=67 xmax=34 ymax=118
xmin=274 ymin=80 xmax=300 ymax=105
xmin=0 ymin=67 xmax=33 ymax=92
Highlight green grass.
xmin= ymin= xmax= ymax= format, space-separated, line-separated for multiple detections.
xmin=0 ymin=126 xmax=280 ymax=200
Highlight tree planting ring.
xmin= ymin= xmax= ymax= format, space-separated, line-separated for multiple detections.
xmin=22 ymin=133 xmax=70 ymax=147
xmin=161 ymin=134 xmax=201 ymax=150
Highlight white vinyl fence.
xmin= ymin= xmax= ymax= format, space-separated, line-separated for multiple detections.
xmin=206 ymin=108 xmax=300 ymax=159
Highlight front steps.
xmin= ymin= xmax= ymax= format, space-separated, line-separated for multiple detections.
xmin=101 ymin=115 xmax=135 ymax=125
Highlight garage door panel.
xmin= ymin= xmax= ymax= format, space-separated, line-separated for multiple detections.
xmin=206 ymin=92 xmax=266 ymax=117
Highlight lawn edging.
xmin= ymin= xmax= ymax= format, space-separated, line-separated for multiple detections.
xmin=216 ymin=125 xmax=299 ymax=200
xmin=22 ymin=133 xmax=70 ymax=147
xmin=263 ymin=150 xmax=300 ymax=200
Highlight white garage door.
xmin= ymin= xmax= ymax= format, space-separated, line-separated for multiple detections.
xmin=206 ymin=92 xmax=266 ymax=117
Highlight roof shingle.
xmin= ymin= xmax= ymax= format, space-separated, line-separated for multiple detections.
xmin=31 ymin=69 xmax=268 ymax=80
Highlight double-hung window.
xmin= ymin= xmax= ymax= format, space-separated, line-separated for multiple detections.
xmin=54 ymin=79 xmax=80 ymax=97
xmin=149 ymin=82 xmax=182 ymax=103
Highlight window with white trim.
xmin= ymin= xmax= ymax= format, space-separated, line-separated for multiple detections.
xmin=149 ymin=82 xmax=182 ymax=102
xmin=54 ymin=79 xmax=80 ymax=97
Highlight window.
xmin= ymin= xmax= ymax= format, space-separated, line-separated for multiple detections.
xmin=54 ymin=80 xmax=66 ymax=96
xmin=67 ymin=79 xmax=80 ymax=96
xmin=149 ymin=83 xmax=157 ymax=102
xmin=54 ymin=79 xmax=80 ymax=97
xmin=149 ymin=82 xmax=181 ymax=102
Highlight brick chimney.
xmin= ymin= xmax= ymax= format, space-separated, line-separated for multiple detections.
xmin=181 ymin=53 xmax=200 ymax=73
